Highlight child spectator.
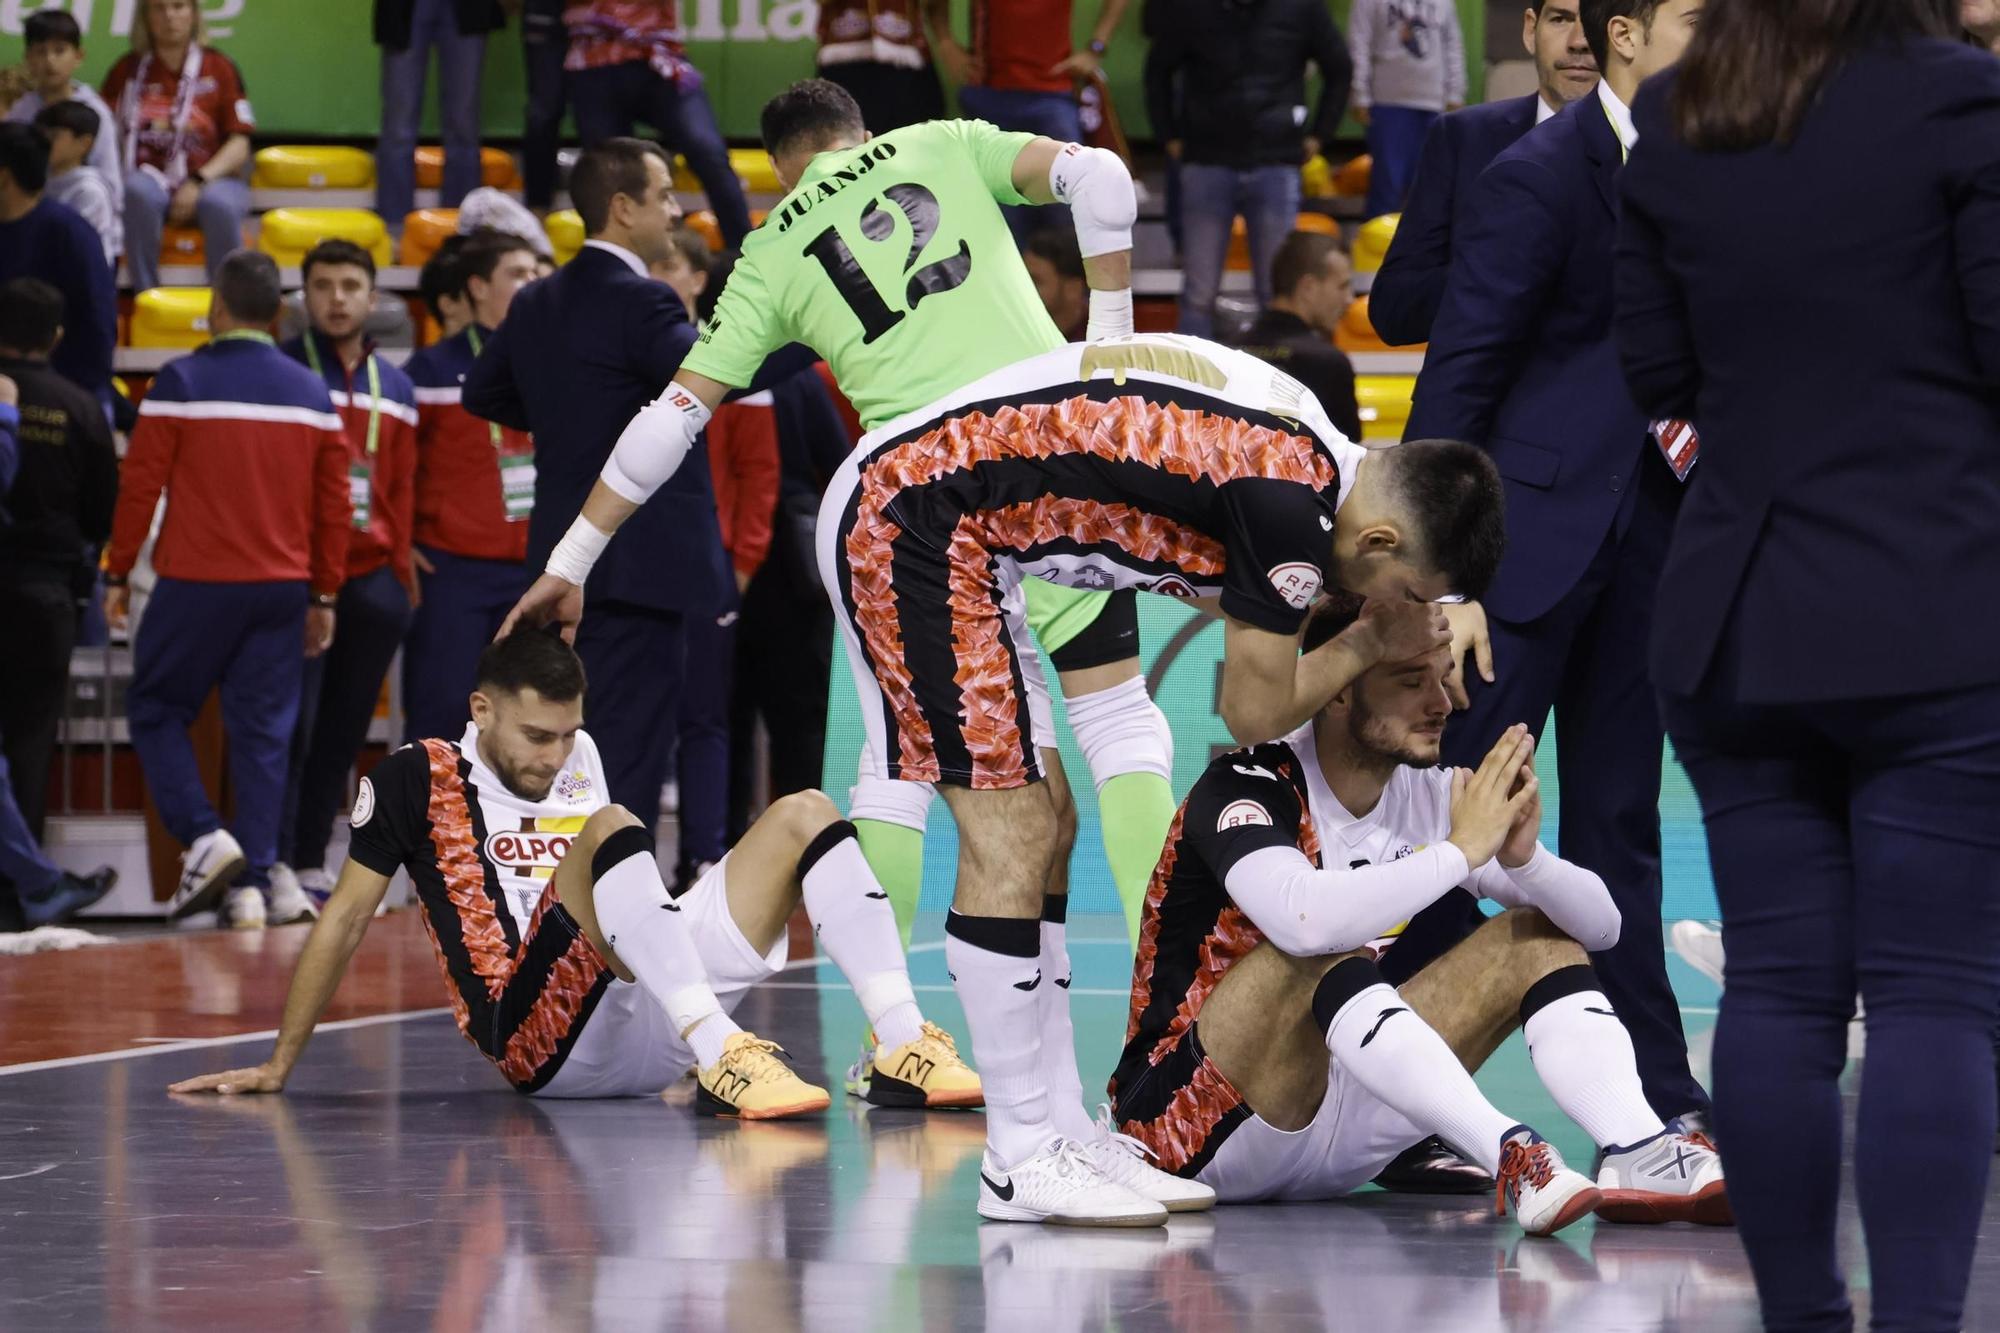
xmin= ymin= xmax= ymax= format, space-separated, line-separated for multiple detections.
xmin=32 ymin=101 xmax=119 ymax=267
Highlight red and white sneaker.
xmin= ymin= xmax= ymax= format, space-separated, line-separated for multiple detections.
xmin=1495 ymin=1127 xmax=1601 ymax=1237
xmin=1595 ymin=1121 xmax=1731 ymax=1225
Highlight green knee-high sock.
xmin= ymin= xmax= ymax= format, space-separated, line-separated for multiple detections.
xmin=1097 ymin=772 xmax=1178 ymax=949
xmin=854 ymin=818 xmax=925 ymax=949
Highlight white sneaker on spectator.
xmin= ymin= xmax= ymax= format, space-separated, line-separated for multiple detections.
xmin=297 ymin=867 xmax=335 ymax=912
xmin=169 ymin=829 xmax=246 ymax=920
xmin=1670 ymin=921 xmax=1725 ymax=987
xmin=266 ymin=868 xmax=317 ymax=925
xmin=222 ymin=886 xmax=267 ymax=931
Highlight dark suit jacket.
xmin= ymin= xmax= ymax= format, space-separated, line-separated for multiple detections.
xmin=1617 ymin=44 xmax=2000 ymax=702
xmin=465 ymin=244 xmax=732 ymax=618
xmin=1231 ymin=309 xmax=1364 ymax=444
xmin=373 ymin=0 xmax=505 ymax=47
xmin=1406 ymin=92 xmax=1671 ymax=625
xmin=1369 ymin=94 xmax=1542 ymax=347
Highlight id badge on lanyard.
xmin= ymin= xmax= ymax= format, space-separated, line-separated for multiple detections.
xmin=307 ymin=335 xmax=383 ymax=530
xmin=469 ymin=326 xmax=534 ymax=523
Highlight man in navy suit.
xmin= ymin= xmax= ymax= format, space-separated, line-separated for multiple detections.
xmin=1396 ymin=0 xmax=1710 ymax=1128
xmin=1369 ymin=1 xmax=1599 ymax=347
xmin=465 ymin=138 xmax=732 ymax=840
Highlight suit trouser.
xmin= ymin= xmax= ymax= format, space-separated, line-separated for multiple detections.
xmin=1388 ymin=465 xmax=1707 ymax=1119
xmin=282 ymin=566 xmax=413 ymax=873
xmin=401 ymin=545 xmax=529 ymax=744
xmin=726 ymin=557 xmax=832 ymax=841
xmin=1664 ymin=678 xmax=2000 ymax=1333
xmin=675 ymin=605 xmax=734 ymax=883
xmin=0 ymin=573 xmax=77 ymax=839
xmin=574 ymin=600 xmax=686 ymax=842
xmin=128 ymin=578 xmax=307 ymax=889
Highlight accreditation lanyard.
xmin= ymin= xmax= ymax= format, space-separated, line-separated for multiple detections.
xmin=466 ymin=326 xmax=536 ymax=523
xmin=305 ymin=333 xmax=382 ymax=530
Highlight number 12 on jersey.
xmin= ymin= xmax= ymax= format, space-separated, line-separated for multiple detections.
xmin=803 ymin=182 xmax=973 ymax=344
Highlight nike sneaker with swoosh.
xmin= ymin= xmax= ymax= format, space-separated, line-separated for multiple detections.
xmin=976 ymin=1137 xmax=1167 ymax=1227
xmin=1080 ymin=1104 xmax=1216 ymax=1212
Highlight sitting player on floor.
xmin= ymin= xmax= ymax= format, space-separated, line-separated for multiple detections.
xmin=1111 ymin=601 xmax=1729 ymax=1235
xmin=169 ymin=630 xmax=979 ymax=1116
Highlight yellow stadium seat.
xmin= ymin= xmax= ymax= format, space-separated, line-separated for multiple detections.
xmin=414 ymin=145 xmax=519 ymax=190
xmin=253 ymin=145 xmax=375 ymax=190
xmin=728 ymin=147 xmax=783 ymax=193
xmin=1355 ymin=374 xmax=1417 ymax=443
xmin=399 ymin=208 xmax=460 ymax=267
xmin=131 ymin=287 xmax=214 ymax=349
xmin=1336 ymin=154 xmax=1373 ymax=198
xmin=258 ymin=207 xmax=392 ymax=269
xmin=1336 ymin=295 xmax=1395 ymax=354
xmin=545 ymin=209 xmax=584 ymax=265
xmin=1352 ymin=212 xmax=1400 ymax=275
xmin=1301 ymin=154 xmax=1335 ymax=199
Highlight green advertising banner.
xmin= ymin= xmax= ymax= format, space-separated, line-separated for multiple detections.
xmin=5 ymin=0 xmax=1484 ymax=144
xmin=820 ymin=598 xmax=1719 ymax=922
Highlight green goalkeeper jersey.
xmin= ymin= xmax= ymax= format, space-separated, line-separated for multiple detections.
xmin=680 ymin=119 xmax=1068 ymax=431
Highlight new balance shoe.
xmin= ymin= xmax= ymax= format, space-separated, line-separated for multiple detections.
xmin=169 ymin=828 xmax=246 ymax=920
xmin=1595 ymin=1121 xmax=1731 ymax=1225
xmin=696 ymin=1033 xmax=831 ymax=1120
xmin=852 ymin=1023 xmax=984 ymax=1109
xmin=1081 ymin=1104 xmax=1216 ymax=1213
xmin=1495 ymin=1127 xmax=1601 ymax=1237
xmin=976 ymin=1136 xmax=1168 ymax=1228
xmin=221 ymin=885 xmax=267 ymax=931
xmin=265 ymin=865 xmax=318 ymax=925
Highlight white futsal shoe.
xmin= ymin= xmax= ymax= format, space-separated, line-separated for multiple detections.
xmin=1595 ymin=1121 xmax=1732 ymax=1226
xmin=221 ymin=886 xmax=267 ymax=931
xmin=169 ymin=827 xmax=246 ymax=919
xmin=1495 ymin=1128 xmax=1601 ymax=1238
xmin=265 ymin=865 xmax=317 ymax=925
xmin=977 ymin=1135 xmax=1168 ymax=1227
xmin=1081 ymin=1104 xmax=1217 ymax=1213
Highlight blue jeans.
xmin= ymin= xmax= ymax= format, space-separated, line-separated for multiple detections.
xmin=377 ymin=0 xmax=489 ymax=225
xmin=1174 ymin=162 xmax=1299 ymax=338
xmin=957 ymin=85 xmax=1082 ymax=242
xmin=569 ymin=62 xmax=751 ymax=247
xmin=123 ymin=171 xmax=252 ymax=293
xmin=128 ymin=578 xmax=308 ymax=887
xmin=1364 ymin=105 xmax=1439 ymax=220
xmin=0 ymin=752 xmax=61 ymax=901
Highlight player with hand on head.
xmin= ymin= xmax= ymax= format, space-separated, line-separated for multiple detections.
xmin=169 ymin=630 xmax=980 ymax=1117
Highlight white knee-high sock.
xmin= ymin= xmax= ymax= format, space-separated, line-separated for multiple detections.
xmin=1316 ymin=957 xmax=1522 ymax=1176
xmin=1037 ymin=894 xmax=1099 ymax=1141
xmin=591 ymin=825 xmax=740 ymax=1067
xmin=1520 ymin=966 xmax=1666 ymax=1149
xmin=946 ymin=910 xmax=1056 ymax=1166
xmin=799 ymin=819 xmax=924 ymax=1050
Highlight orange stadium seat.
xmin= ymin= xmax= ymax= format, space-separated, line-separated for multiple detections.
xmin=399 ymin=208 xmax=459 ymax=267
xmin=1355 ymin=374 xmax=1417 ymax=443
xmin=414 ymin=146 xmax=518 ymax=190
xmin=684 ymin=210 xmax=723 ymax=251
xmin=258 ymin=207 xmax=393 ymax=269
xmin=160 ymin=225 xmax=206 ymax=269
xmin=1352 ymin=212 xmax=1400 ymax=275
xmin=1335 ymin=295 xmax=1394 ymax=354
xmin=252 ymin=145 xmax=375 ymax=190
xmin=545 ymin=209 xmax=584 ymax=264
xmin=130 ymin=287 xmax=214 ymax=349
xmin=1336 ymin=154 xmax=1373 ymax=198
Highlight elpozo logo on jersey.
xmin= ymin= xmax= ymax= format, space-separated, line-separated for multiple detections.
xmin=1266 ymin=562 xmax=1323 ymax=611
xmin=484 ymin=816 xmax=589 ymax=879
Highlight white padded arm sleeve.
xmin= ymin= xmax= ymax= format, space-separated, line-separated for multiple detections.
xmin=1049 ymin=144 xmax=1137 ymax=260
xmin=1468 ymin=844 xmax=1621 ymax=951
xmin=601 ymin=381 xmax=712 ymax=506
xmin=1223 ymin=842 xmax=1472 ymax=958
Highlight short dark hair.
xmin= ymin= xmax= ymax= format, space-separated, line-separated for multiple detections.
xmin=0 ymin=123 xmax=51 ymax=195
xmin=24 ymin=9 xmax=83 ymax=48
xmin=1269 ymin=230 xmax=1348 ymax=299
xmin=460 ymin=228 xmax=539 ymax=286
xmin=300 ymin=238 xmax=376 ymax=287
xmin=760 ymin=78 xmax=866 ymax=159
xmin=476 ymin=629 xmax=588 ymax=703
xmin=0 ymin=277 xmax=64 ymax=355
xmin=664 ymin=224 xmax=711 ymax=276
xmin=1387 ymin=439 xmax=1507 ymax=599
xmin=32 ymin=99 xmax=100 ymax=145
xmin=1022 ymin=226 xmax=1084 ymax=283
xmin=214 ymin=250 xmax=283 ymax=324
xmin=569 ymin=137 xmax=670 ymax=235
xmin=416 ymin=234 xmax=470 ymax=320
xmin=1579 ymin=0 xmax=1665 ymax=70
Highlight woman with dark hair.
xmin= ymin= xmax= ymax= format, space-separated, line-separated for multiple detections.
xmin=1612 ymin=0 xmax=2000 ymax=1327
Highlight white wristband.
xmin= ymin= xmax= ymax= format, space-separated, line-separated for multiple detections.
xmin=1086 ymin=288 xmax=1135 ymax=341
xmin=546 ymin=513 xmax=612 ymax=587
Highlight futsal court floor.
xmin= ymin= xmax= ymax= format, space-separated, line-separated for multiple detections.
xmin=5 ymin=907 xmax=1995 ymax=1331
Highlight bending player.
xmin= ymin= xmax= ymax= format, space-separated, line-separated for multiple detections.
xmin=169 ymin=630 xmax=979 ymax=1114
xmin=1111 ymin=601 xmax=1728 ymax=1233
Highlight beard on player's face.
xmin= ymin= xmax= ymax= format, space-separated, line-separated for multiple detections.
xmin=473 ymin=692 xmax=584 ymax=800
xmin=1345 ymin=680 xmax=1449 ymax=768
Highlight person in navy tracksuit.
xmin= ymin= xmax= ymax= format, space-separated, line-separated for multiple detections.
xmin=1616 ymin=9 xmax=2000 ymax=1326
xmin=1400 ymin=0 xmax=1709 ymax=1126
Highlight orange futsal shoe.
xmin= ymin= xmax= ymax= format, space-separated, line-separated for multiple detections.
xmin=695 ymin=1033 xmax=831 ymax=1120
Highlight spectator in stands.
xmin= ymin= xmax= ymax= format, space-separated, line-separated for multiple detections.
xmin=401 ymin=229 xmax=540 ymax=743
xmin=416 ymin=233 xmax=475 ymax=339
xmin=6 ymin=10 xmax=123 ymax=232
xmin=32 ymin=102 xmax=118 ymax=267
xmin=374 ymin=0 xmax=505 ymax=232
xmin=563 ymin=3 xmax=752 ymax=248
xmin=1146 ymin=0 xmax=1352 ymax=337
xmin=103 ymin=0 xmax=255 ymax=293
xmin=1231 ymin=229 xmax=1363 ymax=443
xmin=0 ymin=124 xmax=114 ymax=405
xmin=1348 ymin=0 xmax=1467 ymax=219
xmin=0 ymin=276 xmax=118 ymax=853
xmin=456 ymin=186 xmax=555 ymax=258
xmin=107 ymin=252 xmax=351 ymax=929
xmin=520 ymin=0 xmax=569 ymax=214
xmin=816 ymin=0 xmax=944 ymax=132
xmin=1969 ymin=0 xmax=2000 ymax=51
xmin=271 ymin=240 xmax=420 ymax=925
xmin=1022 ymin=227 xmax=1088 ymax=340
